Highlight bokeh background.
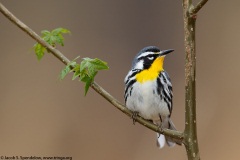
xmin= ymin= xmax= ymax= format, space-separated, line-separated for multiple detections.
xmin=0 ymin=0 xmax=239 ymax=159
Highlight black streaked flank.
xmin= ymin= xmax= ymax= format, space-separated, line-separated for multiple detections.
xmin=129 ymin=87 xmax=133 ymax=96
xmin=124 ymin=93 xmax=128 ymax=102
xmin=156 ymin=77 xmax=163 ymax=99
xmin=125 ymin=70 xmax=140 ymax=84
xmin=124 ymin=79 xmax=136 ymax=101
xmin=163 ymin=97 xmax=171 ymax=114
xmin=162 ymin=75 xmax=167 ymax=83
xmin=168 ymin=85 xmax=172 ymax=92
xmin=163 ymin=89 xmax=171 ymax=104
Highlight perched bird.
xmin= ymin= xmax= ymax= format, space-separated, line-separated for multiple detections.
xmin=124 ymin=46 xmax=177 ymax=148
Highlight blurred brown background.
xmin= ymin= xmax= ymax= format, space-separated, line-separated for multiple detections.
xmin=0 ymin=0 xmax=239 ymax=159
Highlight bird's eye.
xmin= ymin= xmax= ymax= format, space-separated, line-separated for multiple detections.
xmin=147 ymin=56 xmax=154 ymax=60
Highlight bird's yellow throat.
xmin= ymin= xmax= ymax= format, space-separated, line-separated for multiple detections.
xmin=136 ymin=57 xmax=164 ymax=83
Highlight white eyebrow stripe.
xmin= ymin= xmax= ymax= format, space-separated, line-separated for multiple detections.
xmin=137 ymin=52 xmax=158 ymax=59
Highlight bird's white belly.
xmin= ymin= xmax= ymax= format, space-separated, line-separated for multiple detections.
xmin=126 ymin=80 xmax=170 ymax=121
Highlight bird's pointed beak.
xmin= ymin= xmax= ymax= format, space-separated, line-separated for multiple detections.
xmin=159 ymin=49 xmax=174 ymax=56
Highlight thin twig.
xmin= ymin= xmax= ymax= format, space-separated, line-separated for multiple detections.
xmin=0 ymin=2 xmax=184 ymax=143
xmin=190 ymin=0 xmax=208 ymax=15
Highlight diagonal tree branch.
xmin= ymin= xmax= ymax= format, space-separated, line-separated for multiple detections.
xmin=190 ymin=0 xmax=209 ymax=15
xmin=0 ymin=2 xmax=183 ymax=143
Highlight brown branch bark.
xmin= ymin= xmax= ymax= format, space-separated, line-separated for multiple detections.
xmin=190 ymin=0 xmax=209 ymax=15
xmin=183 ymin=0 xmax=208 ymax=160
xmin=0 ymin=2 xmax=183 ymax=144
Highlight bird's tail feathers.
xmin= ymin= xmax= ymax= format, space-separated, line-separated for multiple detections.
xmin=156 ymin=118 xmax=177 ymax=148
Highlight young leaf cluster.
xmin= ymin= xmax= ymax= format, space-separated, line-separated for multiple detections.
xmin=60 ymin=57 xmax=109 ymax=95
xmin=33 ymin=28 xmax=70 ymax=60
xmin=31 ymin=27 xmax=109 ymax=95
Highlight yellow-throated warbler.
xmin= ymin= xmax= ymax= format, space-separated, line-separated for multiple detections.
xmin=124 ymin=46 xmax=176 ymax=148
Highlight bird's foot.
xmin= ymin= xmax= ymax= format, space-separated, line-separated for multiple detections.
xmin=157 ymin=123 xmax=164 ymax=137
xmin=131 ymin=111 xmax=139 ymax=125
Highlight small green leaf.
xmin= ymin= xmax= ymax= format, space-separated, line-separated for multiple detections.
xmin=32 ymin=27 xmax=70 ymax=60
xmin=68 ymin=61 xmax=77 ymax=68
xmin=59 ymin=65 xmax=71 ymax=80
xmin=52 ymin=28 xmax=70 ymax=35
xmin=33 ymin=43 xmax=46 ymax=60
xmin=79 ymin=70 xmax=93 ymax=95
xmin=59 ymin=57 xmax=79 ymax=80
xmin=42 ymin=35 xmax=50 ymax=44
xmin=80 ymin=58 xmax=108 ymax=77
xmin=72 ymin=64 xmax=81 ymax=80
xmin=80 ymin=70 xmax=92 ymax=81
xmin=55 ymin=34 xmax=64 ymax=46
xmin=41 ymin=30 xmax=50 ymax=36
xmin=79 ymin=57 xmax=109 ymax=95
xmin=48 ymin=28 xmax=70 ymax=46
xmin=84 ymin=79 xmax=92 ymax=96
xmin=59 ymin=56 xmax=108 ymax=96
xmin=81 ymin=57 xmax=109 ymax=71
xmin=72 ymin=70 xmax=80 ymax=80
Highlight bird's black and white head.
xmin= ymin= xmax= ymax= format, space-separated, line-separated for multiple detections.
xmin=131 ymin=46 xmax=174 ymax=71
